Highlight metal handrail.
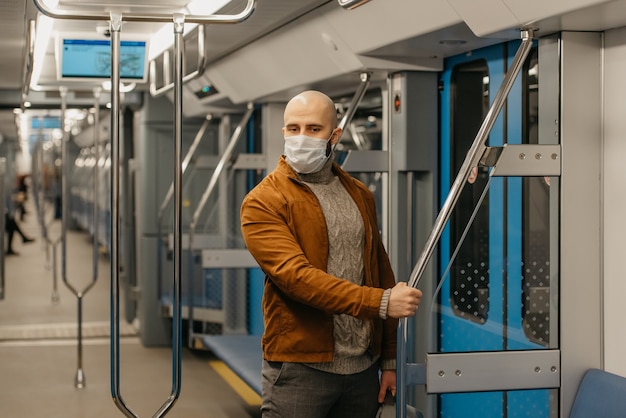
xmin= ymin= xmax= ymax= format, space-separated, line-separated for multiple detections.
xmin=338 ymin=72 xmax=371 ymax=132
xmin=156 ymin=15 xmax=184 ymax=415
xmin=190 ymin=103 xmax=254 ymax=232
xmin=150 ymin=25 xmax=206 ymax=97
xmin=0 ymin=159 xmax=6 ymax=300
xmin=185 ymin=103 xmax=254 ymax=343
xmin=108 ymin=15 xmax=137 ymax=417
xmin=32 ymin=1 xmax=254 ymax=415
xmin=397 ymin=29 xmax=535 ymax=418
xmin=92 ymin=88 xmax=101 ymax=311
xmin=157 ymin=114 xmax=213 ymax=226
xmin=60 ymin=87 xmax=101 ymax=389
xmin=33 ymin=0 xmax=255 ymax=24
xmin=30 ymin=123 xmax=61 ymax=302
xmin=155 ymin=114 xmax=212 ymax=311
xmin=336 ymin=72 xmax=371 ymax=164
xmin=21 ymin=19 xmax=35 ymax=104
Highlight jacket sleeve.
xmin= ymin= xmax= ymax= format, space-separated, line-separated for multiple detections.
xmin=377 ymin=237 xmax=399 ymax=362
xmin=240 ymin=187 xmax=384 ymax=320
xmin=366 ymin=192 xmax=398 ymax=362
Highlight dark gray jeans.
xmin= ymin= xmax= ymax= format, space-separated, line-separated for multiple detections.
xmin=261 ymin=360 xmax=380 ymax=418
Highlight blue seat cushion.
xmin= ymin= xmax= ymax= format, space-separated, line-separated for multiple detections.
xmin=202 ymin=335 xmax=263 ymax=395
xmin=569 ymin=368 xmax=626 ymax=418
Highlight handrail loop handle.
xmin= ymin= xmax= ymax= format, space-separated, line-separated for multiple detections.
xmin=109 ymin=14 xmax=140 ymax=418
xmin=31 ymin=120 xmax=61 ymax=300
xmin=397 ymin=29 xmax=535 ymax=418
xmin=30 ymin=0 xmax=256 ymax=414
xmin=111 ymin=12 xmax=187 ymax=418
xmin=153 ymin=13 xmax=187 ymax=416
xmin=60 ymin=86 xmax=97 ymax=388
xmin=21 ymin=20 xmax=35 ymax=104
xmin=32 ymin=0 xmax=255 ymax=24
xmin=150 ymin=25 xmax=206 ymax=97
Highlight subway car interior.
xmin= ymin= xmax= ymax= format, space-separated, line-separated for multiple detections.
xmin=1 ymin=0 xmax=626 ymax=416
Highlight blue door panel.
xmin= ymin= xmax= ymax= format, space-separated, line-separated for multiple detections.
xmin=438 ymin=40 xmax=549 ymax=418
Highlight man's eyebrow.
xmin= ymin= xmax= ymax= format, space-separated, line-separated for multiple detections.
xmin=285 ymin=123 xmax=324 ymax=128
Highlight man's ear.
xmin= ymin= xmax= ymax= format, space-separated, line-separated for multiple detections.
xmin=331 ymin=127 xmax=343 ymax=144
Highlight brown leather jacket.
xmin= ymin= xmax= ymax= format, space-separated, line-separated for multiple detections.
xmin=240 ymin=157 xmax=398 ymax=364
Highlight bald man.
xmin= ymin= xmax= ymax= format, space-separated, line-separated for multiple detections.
xmin=241 ymin=90 xmax=422 ymax=418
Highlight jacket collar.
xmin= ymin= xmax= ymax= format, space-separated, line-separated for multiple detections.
xmin=277 ymin=155 xmax=347 ymax=184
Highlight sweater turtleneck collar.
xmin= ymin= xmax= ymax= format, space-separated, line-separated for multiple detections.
xmin=294 ymin=154 xmax=335 ymax=185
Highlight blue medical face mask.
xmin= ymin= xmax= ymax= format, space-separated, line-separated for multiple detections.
xmin=284 ymin=132 xmax=334 ymax=174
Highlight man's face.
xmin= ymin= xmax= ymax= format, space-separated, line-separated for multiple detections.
xmin=282 ymin=97 xmax=334 ymax=141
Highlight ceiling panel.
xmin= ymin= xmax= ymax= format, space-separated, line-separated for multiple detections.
xmin=3 ymin=0 xmax=626 ymax=143
xmin=0 ymin=0 xmax=29 ymax=90
xmin=31 ymin=0 xmax=330 ymax=89
xmin=0 ymin=0 xmax=328 ymax=141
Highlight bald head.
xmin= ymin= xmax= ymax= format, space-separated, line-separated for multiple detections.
xmin=282 ymin=90 xmax=341 ymax=143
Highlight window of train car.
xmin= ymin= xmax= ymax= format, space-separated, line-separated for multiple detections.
xmin=449 ymin=59 xmax=491 ymax=324
xmin=521 ymin=48 xmax=551 ymax=347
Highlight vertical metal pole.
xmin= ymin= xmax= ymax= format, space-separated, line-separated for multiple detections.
xmin=60 ymin=86 xmax=88 ymax=388
xmin=60 ymin=86 xmax=68 ymax=290
xmin=51 ymin=238 xmax=60 ymax=303
xmin=74 ymin=88 xmax=102 ymax=389
xmin=93 ymin=88 xmax=101 ymax=290
xmin=59 ymin=92 xmax=102 ymax=389
xmin=157 ymin=116 xmax=211 ymax=349
xmin=0 ymin=158 xmax=5 ymax=300
xmin=152 ymin=14 xmax=185 ymax=416
xmin=50 ymin=122 xmax=60 ymax=301
xmin=397 ymin=29 xmax=534 ymax=418
xmin=75 ymin=294 xmax=85 ymax=388
xmin=27 ymin=3 xmax=255 ymax=415
xmin=109 ymin=12 xmax=138 ymax=418
xmin=111 ymin=13 xmax=185 ymax=418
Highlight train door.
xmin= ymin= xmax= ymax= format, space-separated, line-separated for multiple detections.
xmin=436 ymin=40 xmax=557 ymax=417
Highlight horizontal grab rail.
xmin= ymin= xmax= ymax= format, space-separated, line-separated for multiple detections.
xmin=33 ymin=0 xmax=255 ymax=24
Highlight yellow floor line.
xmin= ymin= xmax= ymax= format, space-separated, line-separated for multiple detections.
xmin=209 ymin=360 xmax=262 ymax=406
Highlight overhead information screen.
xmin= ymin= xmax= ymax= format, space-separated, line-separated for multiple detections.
xmin=58 ymin=38 xmax=148 ymax=82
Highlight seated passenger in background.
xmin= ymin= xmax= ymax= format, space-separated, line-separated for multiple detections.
xmin=240 ymin=90 xmax=422 ymax=418
xmin=15 ymin=174 xmax=29 ymax=221
xmin=5 ymin=212 xmax=34 ymax=255
xmin=5 ymin=183 xmax=34 ymax=256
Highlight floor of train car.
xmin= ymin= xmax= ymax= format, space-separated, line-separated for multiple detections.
xmin=0 ymin=198 xmax=261 ymax=418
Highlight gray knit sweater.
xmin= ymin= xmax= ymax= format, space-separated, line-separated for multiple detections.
xmin=297 ymin=157 xmax=386 ymax=375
